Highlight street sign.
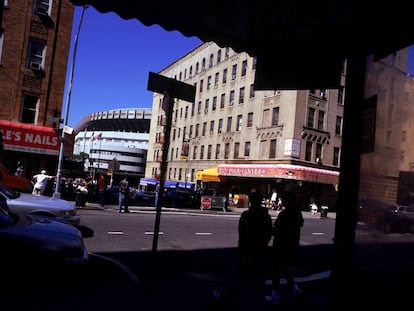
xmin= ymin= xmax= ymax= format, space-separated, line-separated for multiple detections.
xmin=147 ymin=72 xmax=196 ymax=103
xmin=47 ymin=116 xmax=61 ymax=123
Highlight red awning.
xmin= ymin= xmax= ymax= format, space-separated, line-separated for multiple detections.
xmin=0 ymin=120 xmax=65 ymax=156
xmin=218 ymin=164 xmax=339 ymax=185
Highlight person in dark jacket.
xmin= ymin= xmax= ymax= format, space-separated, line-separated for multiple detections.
xmin=265 ymin=190 xmax=304 ymax=305
xmin=214 ymin=191 xmax=273 ymax=306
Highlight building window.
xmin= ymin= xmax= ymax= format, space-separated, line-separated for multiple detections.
xmin=225 ymin=47 xmax=230 ymax=58
xmin=249 ymin=84 xmax=255 ymax=98
xmin=34 ymin=0 xmax=50 ymax=16
xmin=214 ymin=72 xmax=219 ymax=87
xmin=197 ymin=101 xmax=202 ymax=114
xmin=212 ymin=96 xmax=217 ymax=111
xmin=247 ymin=112 xmax=253 ymax=127
xmin=217 ymin=49 xmax=222 ymax=63
xmin=236 ymin=114 xmax=242 ymax=131
xmin=269 ymin=139 xmax=277 ymax=158
xmin=229 ymin=90 xmax=235 ymax=106
xmin=215 ymin=144 xmax=220 ymax=159
xmin=272 ymin=107 xmax=279 ymax=126
xmin=191 ymin=102 xmax=195 ymax=116
xmin=337 ymin=86 xmax=344 ymax=105
xmin=201 ymin=58 xmax=206 ymax=70
xmin=252 ymin=57 xmax=257 ymax=70
xmin=207 ymin=145 xmax=212 ymax=159
xmin=315 ymin=143 xmax=322 ymax=162
xmin=209 ymin=54 xmax=214 ymax=67
xmin=305 ymin=141 xmax=312 ymax=161
xmin=218 ymin=118 xmax=223 ymax=134
xmin=193 ymin=146 xmax=197 ymax=159
xmin=210 ymin=120 xmax=215 ymax=135
xmin=335 ymin=116 xmax=342 ymax=135
xmin=21 ymin=94 xmax=39 ymax=123
xmin=195 ymin=123 xmax=200 ymax=137
xmin=307 ymin=107 xmax=315 ymax=128
xmin=207 ymin=76 xmax=212 ymax=89
xmin=317 ymin=110 xmax=325 ymax=130
xmin=333 ymin=147 xmax=340 ymax=166
xmin=244 ymin=141 xmax=250 ymax=157
xmin=234 ymin=142 xmax=240 ymax=159
xmin=199 ymin=79 xmax=203 ymax=92
xmin=28 ymin=39 xmax=45 ymax=70
xmin=200 ymin=145 xmax=204 ymax=159
xmin=222 ymin=68 xmax=227 ymax=84
xmin=224 ymin=143 xmax=230 ymax=159
xmin=231 ymin=64 xmax=237 ymax=80
xmin=205 ymin=98 xmax=209 ymax=113
xmin=220 ymin=93 xmax=225 ymax=108
xmin=239 ymin=87 xmax=245 ymax=104
xmin=195 ymin=62 xmax=199 ymax=73
xmin=241 ymin=60 xmax=247 ymax=76
xmin=202 ymin=122 xmax=207 ymax=136
xmin=227 ymin=116 xmax=232 ymax=132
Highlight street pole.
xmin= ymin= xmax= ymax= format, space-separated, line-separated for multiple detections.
xmin=53 ymin=5 xmax=89 ymax=198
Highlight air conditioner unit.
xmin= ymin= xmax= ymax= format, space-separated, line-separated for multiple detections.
xmin=29 ymin=62 xmax=42 ymax=70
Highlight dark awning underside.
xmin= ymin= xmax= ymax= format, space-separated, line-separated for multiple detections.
xmin=70 ymin=0 xmax=414 ymax=90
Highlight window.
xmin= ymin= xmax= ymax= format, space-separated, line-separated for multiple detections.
xmin=196 ymin=62 xmax=199 ymax=73
xmin=215 ymin=144 xmax=220 ymax=159
xmin=34 ymin=0 xmax=50 ymax=16
xmin=222 ymin=68 xmax=227 ymax=83
xmin=207 ymin=76 xmax=212 ymax=89
xmin=201 ymin=58 xmax=206 ymax=70
xmin=200 ymin=145 xmax=204 ymax=159
xmin=269 ymin=139 xmax=277 ymax=158
xmin=28 ymin=39 xmax=45 ymax=70
xmin=189 ymin=66 xmax=193 ymax=77
xmin=209 ymin=54 xmax=214 ymax=67
xmin=231 ymin=64 xmax=237 ymax=80
xmin=202 ymin=122 xmax=207 ymax=136
xmin=249 ymin=84 xmax=255 ymax=98
xmin=236 ymin=114 xmax=242 ymax=131
xmin=241 ymin=60 xmax=248 ymax=76
xmin=244 ymin=141 xmax=251 ymax=157
xmin=212 ymin=96 xmax=217 ymax=111
xmin=320 ymin=89 xmax=327 ymax=99
xmin=217 ymin=50 xmax=222 ymax=63
xmin=184 ymin=106 xmax=189 ymax=118
xmin=337 ymin=86 xmax=344 ymax=105
xmin=333 ymin=147 xmax=340 ymax=166
xmin=234 ymin=142 xmax=240 ymax=159
xmin=192 ymin=146 xmax=197 ymax=159
xmin=307 ymin=107 xmax=315 ymax=127
xmin=252 ymin=57 xmax=257 ymax=70
xmin=197 ymin=101 xmax=202 ymax=114
xmin=210 ymin=120 xmax=215 ymax=135
xmin=239 ymin=87 xmax=245 ymax=104
xmin=220 ymin=93 xmax=225 ymax=108
xmin=225 ymin=47 xmax=230 ymax=58
xmin=189 ymin=125 xmax=193 ymax=137
xmin=195 ymin=123 xmax=200 ymax=137
xmin=224 ymin=143 xmax=230 ymax=159
xmin=317 ymin=110 xmax=325 ymax=130
xmin=305 ymin=141 xmax=312 ymax=161
xmin=315 ymin=143 xmax=322 ymax=162
xmin=204 ymin=98 xmax=209 ymax=113
xmin=21 ymin=94 xmax=39 ymax=123
xmin=191 ymin=102 xmax=195 ymax=116
xmin=272 ymin=107 xmax=279 ymax=126
xmin=335 ymin=116 xmax=342 ymax=135
xmin=207 ymin=145 xmax=212 ymax=159
xmin=229 ymin=90 xmax=235 ymax=106
xmin=247 ymin=112 xmax=253 ymax=127
xmin=218 ymin=118 xmax=223 ymax=134
xmin=227 ymin=116 xmax=232 ymax=132
xmin=199 ymin=79 xmax=203 ymax=92
xmin=214 ymin=72 xmax=219 ymax=87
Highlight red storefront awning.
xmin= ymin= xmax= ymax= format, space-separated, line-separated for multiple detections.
xmin=0 ymin=120 xmax=73 ymax=156
xmin=218 ymin=164 xmax=339 ymax=185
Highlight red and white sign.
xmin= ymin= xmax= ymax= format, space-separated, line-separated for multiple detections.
xmin=0 ymin=120 xmax=61 ymax=155
xmin=201 ymin=196 xmax=212 ymax=210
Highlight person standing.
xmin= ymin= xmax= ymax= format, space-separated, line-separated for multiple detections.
xmin=14 ymin=161 xmax=24 ymax=177
xmin=98 ymin=173 xmax=107 ymax=207
xmin=214 ymin=191 xmax=273 ymax=306
xmin=118 ymin=178 xmax=129 ymax=213
xmin=32 ymin=170 xmax=53 ymax=195
xmin=265 ymin=190 xmax=304 ymax=305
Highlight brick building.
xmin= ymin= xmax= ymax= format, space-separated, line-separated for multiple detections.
xmin=0 ymin=0 xmax=74 ymax=179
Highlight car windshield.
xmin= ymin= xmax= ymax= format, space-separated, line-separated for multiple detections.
xmin=0 ymin=184 xmax=20 ymax=199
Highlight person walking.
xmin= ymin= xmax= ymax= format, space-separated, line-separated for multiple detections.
xmin=32 ymin=170 xmax=53 ymax=195
xmin=14 ymin=161 xmax=24 ymax=177
xmin=98 ymin=173 xmax=107 ymax=207
xmin=214 ymin=191 xmax=273 ymax=306
xmin=265 ymin=189 xmax=304 ymax=305
xmin=118 ymin=178 xmax=129 ymax=213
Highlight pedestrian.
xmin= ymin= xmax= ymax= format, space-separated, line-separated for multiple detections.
xmin=270 ymin=189 xmax=277 ymax=210
xmin=213 ymin=191 xmax=273 ymax=306
xmin=98 ymin=173 xmax=107 ymax=206
xmin=118 ymin=178 xmax=129 ymax=213
xmin=14 ymin=161 xmax=24 ymax=177
xmin=32 ymin=170 xmax=53 ymax=195
xmin=265 ymin=189 xmax=304 ymax=305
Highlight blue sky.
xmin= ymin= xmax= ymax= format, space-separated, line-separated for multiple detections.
xmin=65 ymin=6 xmax=202 ymax=128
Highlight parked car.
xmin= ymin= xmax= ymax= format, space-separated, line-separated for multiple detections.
xmin=383 ymin=205 xmax=414 ymax=233
xmin=0 ymin=162 xmax=33 ymax=193
xmin=0 ymin=206 xmax=88 ymax=282
xmin=0 ymin=184 xmax=80 ymax=226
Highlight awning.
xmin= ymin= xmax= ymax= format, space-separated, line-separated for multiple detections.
xmin=0 ymin=120 xmax=73 ymax=156
xmin=196 ymin=167 xmax=224 ymax=183
xmin=218 ymin=164 xmax=339 ymax=185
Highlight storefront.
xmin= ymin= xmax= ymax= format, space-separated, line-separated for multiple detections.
xmin=0 ymin=120 xmax=74 ymax=179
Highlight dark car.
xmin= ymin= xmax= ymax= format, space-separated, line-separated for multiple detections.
xmin=0 ymin=206 xmax=88 ymax=282
xmin=159 ymin=188 xmax=197 ymax=208
xmin=383 ymin=205 xmax=414 ymax=233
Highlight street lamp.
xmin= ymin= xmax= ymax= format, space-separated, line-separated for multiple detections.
xmin=53 ymin=5 xmax=89 ymax=198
